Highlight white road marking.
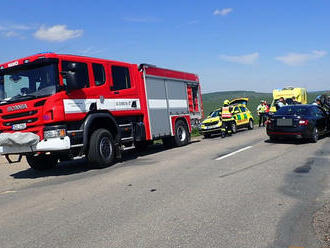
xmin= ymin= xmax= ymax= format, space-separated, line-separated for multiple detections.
xmin=0 ymin=190 xmax=16 ymax=195
xmin=216 ymin=146 xmax=253 ymax=161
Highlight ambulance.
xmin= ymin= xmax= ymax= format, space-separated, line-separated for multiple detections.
xmin=270 ymin=87 xmax=307 ymax=112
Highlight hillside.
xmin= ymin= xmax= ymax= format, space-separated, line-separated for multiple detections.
xmin=201 ymin=90 xmax=329 ymax=121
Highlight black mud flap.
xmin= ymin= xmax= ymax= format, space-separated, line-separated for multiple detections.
xmin=115 ymin=143 xmax=122 ymax=160
xmin=5 ymin=154 xmax=23 ymax=164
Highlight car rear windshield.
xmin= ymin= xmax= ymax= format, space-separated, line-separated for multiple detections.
xmin=275 ymin=106 xmax=311 ymax=116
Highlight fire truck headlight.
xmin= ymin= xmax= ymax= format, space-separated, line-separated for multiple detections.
xmin=44 ymin=128 xmax=66 ymax=139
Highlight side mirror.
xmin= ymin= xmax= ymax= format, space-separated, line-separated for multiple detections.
xmin=60 ymin=62 xmax=81 ymax=92
xmin=60 ymin=71 xmax=80 ymax=92
xmin=67 ymin=62 xmax=78 ymax=71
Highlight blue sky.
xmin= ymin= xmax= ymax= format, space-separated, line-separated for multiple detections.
xmin=1 ymin=0 xmax=330 ymax=93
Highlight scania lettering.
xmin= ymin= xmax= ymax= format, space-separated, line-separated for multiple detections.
xmin=0 ymin=53 xmax=203 ymax=170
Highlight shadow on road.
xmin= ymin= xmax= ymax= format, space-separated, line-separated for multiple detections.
xmin=10 ymin=142 xmax=193 ymax=179
xmin=10 ymin=158 xmax=90 ymax=179
xmin=269 ymin=141 xmax=330 ymax=247
xmin=265 ymin=135 xmax=327 ymax=145
xmin=203 ymin=128 xmax=250 ymax=140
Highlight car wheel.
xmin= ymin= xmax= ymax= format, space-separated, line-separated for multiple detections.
xmin=26 ymin=153 xmax=58 ymax=171
xmin=231 ymin=122 xmax=237 ymax=134
xmin=311 ymin=127 xmax=319 ymax=143
xmin=269 ymin=136 xmax=278 ymax=142
xmin=248 ymin=119 xmax=254 ymax=130
xmin=87 ymin=128 xmax=115 ymax=168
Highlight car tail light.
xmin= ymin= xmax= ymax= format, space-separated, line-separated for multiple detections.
xmin=299 ymin=120 xmax=309 ymax=126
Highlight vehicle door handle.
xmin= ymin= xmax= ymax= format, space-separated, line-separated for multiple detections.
xmin=114 ymin=91 xmax=119 ymax=95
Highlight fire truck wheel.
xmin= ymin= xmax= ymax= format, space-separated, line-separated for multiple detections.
xmin=87 ymin=128 xmax=114 ymax=168
xmin=26 ymin=153 xmax=58 ymax=171
xmin=174 ymin=120 xmax=189 ymax=147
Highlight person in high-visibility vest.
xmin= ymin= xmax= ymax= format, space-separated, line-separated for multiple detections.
xmin=221 ymin=99 xmax=234 ymax=135
xmin=257 ymin=100 xmax=267 ymax=127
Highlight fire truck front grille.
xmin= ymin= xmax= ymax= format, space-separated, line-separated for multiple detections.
xmin=2 ymin=110 xmax=38 ymax=120
xmin=3 ymin=118 xmax=38 ymax=126
xmin=204 ymin=121 xmax=219 ymax=126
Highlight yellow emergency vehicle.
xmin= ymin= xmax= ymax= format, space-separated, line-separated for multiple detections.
xmin=198 ymin=108 xmax=224 ymax=138
xmin=229 ymin=98 xmax=254 ymax=133
xmin=270 ymin=87 xmax=307 ymax=112
xmin=199 ymin=98 xmax=254 ymax=138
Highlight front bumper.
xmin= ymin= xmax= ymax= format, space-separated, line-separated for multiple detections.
xmin=199 ymin=126 xmax=223 ymax=134
xmin=0 ymin=136 xmax=71 ymax=155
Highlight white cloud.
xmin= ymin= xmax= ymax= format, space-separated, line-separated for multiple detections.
xmin=219 ymin=52 xmax=259 ymax=65
xmin=10 ymin=24 xmax=34 ymax=30
xmin=214 ymin=8 xmax=233 ymax=16
xmin=0 ymin=24 xmax=35 ymax=38
xmin=34 ymin=25 xmax=83 ymax=42
xmin=276 ymin=50 xmax=327 ymax=66
xmin=0 ymin=24 xmax=35 ymax=31
xmin=3 ymin=31 xmax=20 ymax=38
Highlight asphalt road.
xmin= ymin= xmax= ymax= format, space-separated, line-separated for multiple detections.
xmin=1 ymin=127 xmax=330 ymax=248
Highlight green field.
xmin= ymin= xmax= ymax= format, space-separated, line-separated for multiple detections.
xmin=201 ymin=90 xmax=329 ymax=121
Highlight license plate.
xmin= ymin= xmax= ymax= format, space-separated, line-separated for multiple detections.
xmin=12 ymin=123 xmax=27 ymax=131
xmin=277 ymin=119 xmax=292 ymax=126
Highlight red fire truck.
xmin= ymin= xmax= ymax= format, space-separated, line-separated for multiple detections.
xmin=0 ymin=53 xmax=203 ymax=170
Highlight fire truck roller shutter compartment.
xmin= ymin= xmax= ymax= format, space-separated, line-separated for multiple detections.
xmin=145 ymin=75 xmax=189 ymax=138
xmin=165 ymin=79 xmax=189 ymax=116
xmin=145 ymin=77 xmax=171 ymax=137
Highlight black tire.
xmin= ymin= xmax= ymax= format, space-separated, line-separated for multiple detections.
xmin=231 ymin=122 xmax=237 ymax=134
xmin=26 ymin=153 xmax=58 ymax=171
xmin=310 ymin=127 xmax=319 ymax=143
xmin=87 ymin=128 xmax=115 ymax=168
xmin=174 ymin=120 xmax=189 ymax=147
xmin=269 ymin=136 xmax=278 ymax=142
xmin=203 ymin=133 xmax=211 ymax=139
xmin=248 ymin=119 xmax=254 ymax=130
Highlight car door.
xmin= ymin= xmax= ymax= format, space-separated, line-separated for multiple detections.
xmin=314 ymin=107 xmax=327 ymax=134
xmin=233 ymin=106 xmax=242 ymax=126
xmin=239 ymin=106 xmax=249 ymax=125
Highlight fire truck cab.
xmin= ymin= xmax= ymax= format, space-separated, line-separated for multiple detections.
xmin=0 ymin=53 xmax=203 ymax=170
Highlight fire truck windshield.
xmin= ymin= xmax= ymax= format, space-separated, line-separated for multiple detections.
xmin=0 ymin=63 xmax=58 ymax=103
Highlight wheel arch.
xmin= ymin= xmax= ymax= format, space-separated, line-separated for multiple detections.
xmin=81 ymin=111 xmax=120 ymax=153
xmin=171 ymin=115 xmax=191 ymax=136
